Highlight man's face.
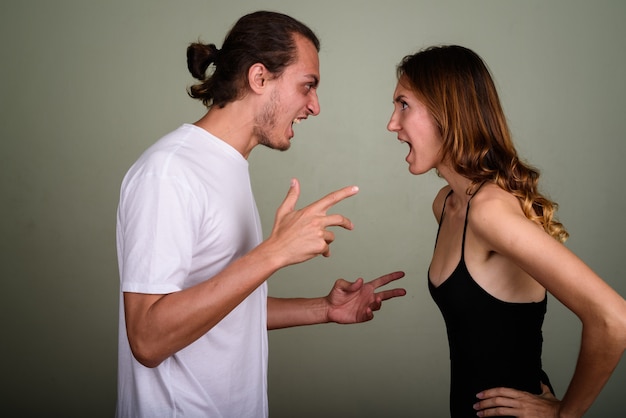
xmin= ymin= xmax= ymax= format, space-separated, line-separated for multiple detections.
xmin=254 ymin=34 xmax=320 ymax=151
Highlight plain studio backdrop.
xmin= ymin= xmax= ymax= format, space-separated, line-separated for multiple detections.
xmin=2 ymin=1 xmax=625 ymax=417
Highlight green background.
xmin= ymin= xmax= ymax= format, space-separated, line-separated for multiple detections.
xmin=2 ymin=1 xmax=625 ymax=416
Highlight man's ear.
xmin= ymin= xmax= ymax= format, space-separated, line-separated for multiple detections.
xmin=248 ymin=63 xmax=268 ymax=94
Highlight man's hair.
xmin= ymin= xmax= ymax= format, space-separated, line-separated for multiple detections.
xmin=186 ymin=10 xmax=320 ymax=108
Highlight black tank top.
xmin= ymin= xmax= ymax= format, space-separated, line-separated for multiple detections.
xmin=428 ymin=189 xmax=552 ymax=417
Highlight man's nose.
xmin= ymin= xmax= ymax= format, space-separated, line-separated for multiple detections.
xmin=307 ymin=91 xmax=320 ymax=116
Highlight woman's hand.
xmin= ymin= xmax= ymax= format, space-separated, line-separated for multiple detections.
xmin=474 ymin=383 xmax=560 ymax=417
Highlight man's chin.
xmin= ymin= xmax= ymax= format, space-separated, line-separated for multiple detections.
xmin=275 ymin=143 xmax=291 ymax=152
xmin=254 ymin=127 xmax=291 ymax=152
xmin=261 ymin=139 xmax=291 ymax=152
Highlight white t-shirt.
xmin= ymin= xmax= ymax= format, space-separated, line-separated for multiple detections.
xmin=116 ymin=124 xmax=268 ymax=418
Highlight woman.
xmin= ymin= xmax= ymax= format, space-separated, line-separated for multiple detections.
xmin=387 ymin=45 xmax=626 ymax=417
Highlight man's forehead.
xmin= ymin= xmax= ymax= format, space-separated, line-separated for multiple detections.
xmin=292 ymin=35 xmax=320 ymax=76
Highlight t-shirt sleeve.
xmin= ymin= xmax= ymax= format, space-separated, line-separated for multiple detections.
xmin=117 ymin=171 xmax=198 ymax=294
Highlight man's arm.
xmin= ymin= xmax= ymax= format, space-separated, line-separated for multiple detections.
xmin=124 ymin=179 xmax=359 ymax=368
xmin=267 ymin=271 xmax=406 ymax=329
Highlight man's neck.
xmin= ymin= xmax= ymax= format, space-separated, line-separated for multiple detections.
xmin=193 ymin=102 xmax=258 ymax=159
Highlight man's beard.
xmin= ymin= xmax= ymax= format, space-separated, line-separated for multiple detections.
xmin=253 ymin=89 xmax=290 ymax=151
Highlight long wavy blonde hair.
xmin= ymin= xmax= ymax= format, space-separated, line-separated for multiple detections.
xmin=397 ymin=45 xmax=568 ymax=242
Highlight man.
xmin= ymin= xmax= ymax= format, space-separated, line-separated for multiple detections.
xmin=116 ymin=11 xmax=406 ymax=417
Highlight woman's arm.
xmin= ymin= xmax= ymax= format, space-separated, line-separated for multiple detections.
xmin=470 ymin=190 xmax=626 ymax=418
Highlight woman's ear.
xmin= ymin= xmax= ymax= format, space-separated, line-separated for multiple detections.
xmin=248 ymin=63 xmax=268 ymax=94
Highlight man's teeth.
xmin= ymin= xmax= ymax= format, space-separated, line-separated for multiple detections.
xmin=293 ymin=118 xmax=302 ymax=124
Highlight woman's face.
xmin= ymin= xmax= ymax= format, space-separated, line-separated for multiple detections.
xmin=387 ymin=78 xmax=443 ymax=175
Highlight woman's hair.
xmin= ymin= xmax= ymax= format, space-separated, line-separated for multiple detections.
xmin=397 ymin=45 xmax=568 ymax=242
xmin=186 ymin=10 xmax=320 ymax=108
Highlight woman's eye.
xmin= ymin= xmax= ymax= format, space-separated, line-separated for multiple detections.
xmin=400 ymin=101 xmax=408 ymax=110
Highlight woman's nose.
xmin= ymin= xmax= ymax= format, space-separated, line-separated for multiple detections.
xmin=387 ymin=113 xmax=399 ymax=132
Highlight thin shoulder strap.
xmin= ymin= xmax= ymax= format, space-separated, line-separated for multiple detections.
xmin=434 ymin=189 xmax=454 ymax=247
xmin=461 ymin=182 xmax=488 ymax=255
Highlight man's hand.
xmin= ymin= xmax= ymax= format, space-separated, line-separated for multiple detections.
xmin=325 ymin=271 xmax=407 ymax=323
xmin=474 ymin=383 xmax=561 ymax=417
xmin=266 ymin=178 xmax=359 ymax=266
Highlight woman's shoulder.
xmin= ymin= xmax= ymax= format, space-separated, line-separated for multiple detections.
xmin=471 ymin=183 xmax=520 ymax=212
xmin=432 ymin=185 xmax=453 ymax=222
xmin=469 ymin=183 xmax=536 ymax=240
